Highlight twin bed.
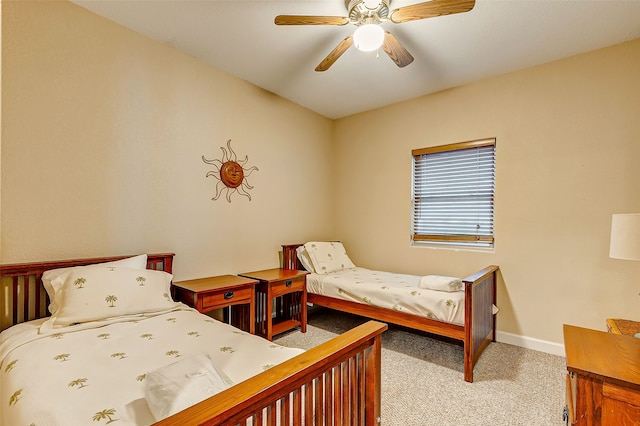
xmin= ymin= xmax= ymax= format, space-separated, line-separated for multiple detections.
xmin=283 ymin=242 xmax=499 ymax=383
xmin=1 ymin=245 xmax=499 ymax=424
xmin=0 ymin=253 xmax=386 ymax=426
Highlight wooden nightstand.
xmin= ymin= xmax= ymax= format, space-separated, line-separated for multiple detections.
xmin=172 ymin=275 xmax=258 ymax=334
xmin=564 ymin=324 xmax=640 ymax=425
xmin=239 ymin=268 xmax=308 ymax=341
xmin=606 ymin=318 xmax=640 ymax=337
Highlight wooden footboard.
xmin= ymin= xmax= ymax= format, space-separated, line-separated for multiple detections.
xmin=156 ymin=320 xmax=387 ymax=426
xmin=282 ymin=243 xmax=499 ymax=383
xmin=463 ymin=265 xmax=499 ymax=382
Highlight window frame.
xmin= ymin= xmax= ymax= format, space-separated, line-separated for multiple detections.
xmin=411 ymin=138 xmax=496 ymax=248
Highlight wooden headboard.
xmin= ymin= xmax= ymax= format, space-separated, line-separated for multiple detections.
xmin=281 ymin=243 xmax=305 ymax=270
xmin=0 ymin=253 xmax=175 ymax=331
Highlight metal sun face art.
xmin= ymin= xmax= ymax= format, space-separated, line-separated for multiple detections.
xmin=202 ymin=139 xmax=258 ymax=202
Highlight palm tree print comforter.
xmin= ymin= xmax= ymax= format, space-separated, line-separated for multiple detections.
xmin=0 ymin=307 xmax=303 ymax=425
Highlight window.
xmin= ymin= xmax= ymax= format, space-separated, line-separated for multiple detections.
xmin=411 ymin=138 xmax=496 ymax=248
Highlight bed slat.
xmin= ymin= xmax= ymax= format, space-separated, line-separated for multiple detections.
xmin=336 ymin=363 xmax=345 ymax=424
xmin=324 ymin=371 xmax=333 ymax=425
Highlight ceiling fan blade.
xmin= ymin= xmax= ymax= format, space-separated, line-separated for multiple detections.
xmin=275 ymin=15 xmax=349 ymax=26
xmin=390 ymin=0 xmax=475 ymax=24
xmin=382 ymin=31 xmax=414 ymax=68
xmin=315 ymin=36 xmax=354 ymax=72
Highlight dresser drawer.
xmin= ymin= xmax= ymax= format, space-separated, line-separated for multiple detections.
xmin=201 ymin=287 xmax=252 ymax=309
xmin=270 ymin=277 xmax=305 ymax=297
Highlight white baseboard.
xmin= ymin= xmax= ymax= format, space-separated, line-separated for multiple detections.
xmin=496 ymin=330 xmax=565 ymax=357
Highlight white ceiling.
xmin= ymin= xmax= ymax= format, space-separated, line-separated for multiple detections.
xmin=72 ymin=0 xmax=640 ymax=119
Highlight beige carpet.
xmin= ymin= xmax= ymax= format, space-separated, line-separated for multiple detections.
xmin=274 ymin=308 xmax=567 ymax=426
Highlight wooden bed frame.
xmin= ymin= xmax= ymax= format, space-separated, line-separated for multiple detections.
xmin=282 ymin=243 xmax=499 ymax=383
xmin=0 ymin=253 xmax=387 ymax=425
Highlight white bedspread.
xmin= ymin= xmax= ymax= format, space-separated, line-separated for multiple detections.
xmin=0 ymin=306 xmax=304 ymax=426
xmin=307 ymin=267 xmax=465 ymax=325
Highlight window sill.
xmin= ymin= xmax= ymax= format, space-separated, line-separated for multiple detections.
xmin=411 ymin=240 xmax=495 ymax=254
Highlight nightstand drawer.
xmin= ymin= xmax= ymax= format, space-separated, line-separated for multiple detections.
xmin=270 ymin=277 xmax=305 ymax=297
xmin=202 ymin=287 xmax=252 ymax=309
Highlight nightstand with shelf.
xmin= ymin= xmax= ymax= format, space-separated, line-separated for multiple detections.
xmin=239 ymin=268 xmax=308 ymax=341
xmin=172 ymin=275 xmax=258 ymax=334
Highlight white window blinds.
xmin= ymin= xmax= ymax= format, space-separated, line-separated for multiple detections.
xmin=411 ymin=139 xmax=496 ymax=247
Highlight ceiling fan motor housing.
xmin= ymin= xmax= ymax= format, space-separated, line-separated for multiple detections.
xmin=346 ymin=0 xmax=390 ymax=25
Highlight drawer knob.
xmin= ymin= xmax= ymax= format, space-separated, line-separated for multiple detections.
xmin=224 ymin=291 xmax=235 ymax=299
xmin=285 ymin=280 xmax=292 ymax=287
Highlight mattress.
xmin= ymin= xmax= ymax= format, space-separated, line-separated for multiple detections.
xmin=0 ymin=307 xmax=304 ymax=425
xmin=306 ymin=267 xmax=465 ymax=325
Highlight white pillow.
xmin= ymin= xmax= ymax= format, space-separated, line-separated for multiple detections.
xmin=296 ymin=245 xmax=316 ymax=273
xmin=41 ymin=254 xmax=148 ymax=314
xmin=40 ymin=265 xmax=178 ymax=329
xmin=303 ymin=242 xmax=355 ymax=274
xmin=145 ymin=353 xmax=233 ymax=421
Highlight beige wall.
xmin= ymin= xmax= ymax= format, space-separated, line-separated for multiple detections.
xmin=334 ymin=38 xmax=640 ymax=345
xmin=1 ymin=1 xmax=335 ymax=279
xmin=2 ymin=1 xmax=639 ymax=348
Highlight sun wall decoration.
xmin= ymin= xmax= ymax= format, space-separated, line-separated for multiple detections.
xmin=202 ymin=139 xmax=259 ymax=202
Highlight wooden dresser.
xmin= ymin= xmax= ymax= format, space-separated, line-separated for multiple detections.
xmin=563 ymin=324 xmax=640 ymax=425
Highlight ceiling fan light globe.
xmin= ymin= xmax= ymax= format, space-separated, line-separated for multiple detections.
xmin=353 ymin=24 xmax=384 ymax=52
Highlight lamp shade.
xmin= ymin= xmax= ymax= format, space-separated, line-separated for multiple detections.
xmin=353 ymin=24 xmax=384 ymax=52
xmin=609 ymin=213 xmax=640 ymax=261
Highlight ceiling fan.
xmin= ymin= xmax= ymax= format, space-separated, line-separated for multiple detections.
xmin=275 ymin=0 xmax=475 ymax=72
